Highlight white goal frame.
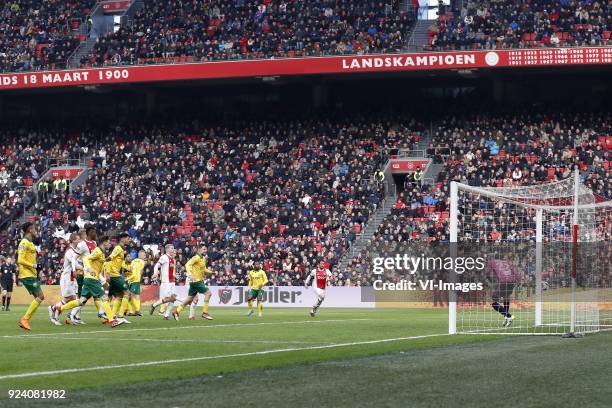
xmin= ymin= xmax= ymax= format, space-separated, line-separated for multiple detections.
xmin=448 ymin=170 xmax=611 ymax=336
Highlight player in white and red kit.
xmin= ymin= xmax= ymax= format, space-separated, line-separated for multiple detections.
xmin=305 ymin=260 xmax=332 ymax=317
xmin=48 ymin=233 xmax=81 ymax=326
xmin=150 ymin=244 xmax=178 ymax=319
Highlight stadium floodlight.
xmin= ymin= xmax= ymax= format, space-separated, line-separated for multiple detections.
xmin=449 ymin=170 xmax=611 ymax=336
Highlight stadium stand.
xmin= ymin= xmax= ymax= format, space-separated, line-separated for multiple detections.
xmin=428 ymin=0 xmax=612 ymax=50
xmin=0 ymin=0 xmax=609 ymax=73
xmin=0 ymin=133 xmax=52 ymax=230
xmin=0 ymin=129 xmax=90 ymax=277
xmin=1 ymin=117 xmax=424 ymax=286
xmin=82 ymin=0 xmax=415 ymax=67
xmin=344 ymin=112 xmax=611 ymax=285
xmin=0 ymin=0 xmax=95 ymax=72
xmin=2 ymin=111 xmax=610 ymax=287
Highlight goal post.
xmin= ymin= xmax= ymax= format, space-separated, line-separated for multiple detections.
xmin=448 ymin=180 xmax=458 ymax=334
xmin=448 ymin=171 xmax=611 ymax=336
xmin=535 ymin=207 xmax=543 ymax=327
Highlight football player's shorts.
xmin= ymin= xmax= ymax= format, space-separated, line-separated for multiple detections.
xmin=314 ymin=287 xmax=326 ymax=299
xmin=60 ymin=274 xmax=78 ymax=298
xmin=108 ymin=276 xmax=129 ymax=297
xmin=188 ymin=281 xmax=208 ymax=297
xmin=21 ymin=277 xmax=42 ymax=295
xmin=160 ymin=282 xmax=176 ymax=298
xmin=128 ymin=282 xmax=141 ymax=295
xmin=249 ymin=288 xmax=264 ymax=299
xmin=492 ymin=283 xmax=516 ymax=301
xmin=82 ymin=278 xmax=104 ymax=299
xmin=0 ymin=277 xmax=13 ymax=292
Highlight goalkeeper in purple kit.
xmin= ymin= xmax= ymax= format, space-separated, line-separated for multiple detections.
xmin=487 ymin=258 xmax=521 ymax=327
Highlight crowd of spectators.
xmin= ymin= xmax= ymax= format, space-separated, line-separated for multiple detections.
xmin=344 ymin=112 xmax=611 ymax=285
xmin=1 ymin=116 xmax=423 ymax=287
xmin=429 ymin=0 xmax=612 ymax=51
xmin=82 ymin=0 xmax=414 ymax=67
xmin=1 ymin=0 xmax=611 ymax=73
xmin=0 ymin=0 xmax=94 ymax=72
xmin=431 ymin=112 xmax=611 ymax=197
xmin=0 ymin=128 xmax=81 ymax=230
xmin=2 ymin=112 xmax=610 ymax=288
xmin=0 ymin=128 xmax=92 ymax=276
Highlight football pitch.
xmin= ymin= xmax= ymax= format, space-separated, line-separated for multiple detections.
xmin=0 ymin=307 xmax=610 ymax=407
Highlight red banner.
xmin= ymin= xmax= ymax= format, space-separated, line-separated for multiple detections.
xmin=390 ymin=159 xmax=430 ymax=173
xmin=101 ymin=0 xmax=132 ymax=12
xmin=0 ymin=47 xmax=610 ymax=91
xmin=50 ymin=167 xmax=83 ymax=180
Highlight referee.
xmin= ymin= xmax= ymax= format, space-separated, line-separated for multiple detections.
xmin=1 ymin=256 xmax=17 ymax=311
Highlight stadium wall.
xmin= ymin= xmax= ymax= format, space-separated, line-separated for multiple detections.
xmin=8 ymin=286 xmax=375 ymax=308
xmin=11 ymin=287 xmax=606 ymax=309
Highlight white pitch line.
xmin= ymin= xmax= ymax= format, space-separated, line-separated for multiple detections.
xmin=17 ymin=336 xmax=333 ymax=345
xmin=0 ymin=318 xmax=375 ymax=339
xmin=0 ymin=333 xmax=449 ymax=380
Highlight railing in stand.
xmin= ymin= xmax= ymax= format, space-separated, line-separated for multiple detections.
xmin=421 ymin=176 xmax=436 ymax=187
xmin=344 ymin=194 xmax=393 ymax=259
xmin=44 ymin=155 xmax=86 ymax=169
xmin=395 ymin=148 xmax=427 ymax=158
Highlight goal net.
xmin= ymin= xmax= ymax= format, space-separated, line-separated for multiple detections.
xmin=448 ymin=171 xmax=611 ymax=336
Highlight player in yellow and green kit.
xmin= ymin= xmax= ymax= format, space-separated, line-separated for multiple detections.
xmin=173 ymin=245 xmax=214 ymax=320
xmin=126 ymin=249 xmax=146 ymax=317
xmin=246 ymin=263 xmax=268 ymax=317
xmin=51 ymin=236 xmax=122 ymax=327
xmin=106 ymin=233 xmax=131 ymax=321
xmin=120 ymin=254 xmax=133 ymax=314
xmin=17 ymin=222 xmax=44 ymax=331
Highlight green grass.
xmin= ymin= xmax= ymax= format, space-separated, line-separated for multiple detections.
xmin=0 ymin=306 xmax=610 ymax=407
